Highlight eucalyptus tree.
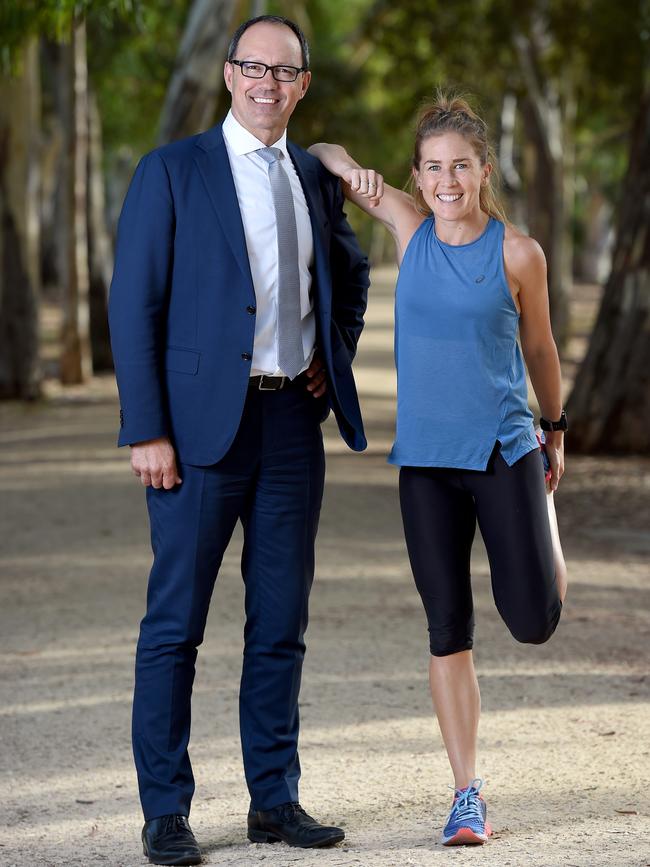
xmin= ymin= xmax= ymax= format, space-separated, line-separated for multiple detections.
xmin=1 ymin=0 xmax=140 ymax=390
xmin=0 ymin=37 xmax=41 ymax=398
xmin=157 ymin=0 xmax=239 ymax=144
xmin=567 ymin=93 xmax=650 ymax=453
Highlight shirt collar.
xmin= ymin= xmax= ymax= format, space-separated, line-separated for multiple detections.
xmin=222 ymin=110 xmax=288 ymax=158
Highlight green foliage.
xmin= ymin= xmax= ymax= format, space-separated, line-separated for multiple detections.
xmin=87 ymin=0 xmax=192 ymax=156
xmin=0 ymin=0 xmax=140 ymax=68
xmin=0 ymin=0 xmax=191 ymax=155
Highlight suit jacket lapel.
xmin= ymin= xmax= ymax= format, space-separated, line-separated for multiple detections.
xmin=287 ymin=142 xmax=332 ymax=321
xmin=193 ymin=124 xmax=254 ymax=287
xmin=193 ymin=129 xmax=331 ymax=317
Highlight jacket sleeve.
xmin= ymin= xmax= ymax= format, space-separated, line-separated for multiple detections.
xmin=108 ymin=151 xmax=175 ymax=447
xmin=326 ymin=173 xmax=370 ymax=358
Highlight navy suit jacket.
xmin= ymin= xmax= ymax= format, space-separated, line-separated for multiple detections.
xmin=108 ymin=123 xmax=370 ymax=466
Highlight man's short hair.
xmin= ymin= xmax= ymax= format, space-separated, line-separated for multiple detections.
xmin=227 ymin=15 xmax=310 ymax=69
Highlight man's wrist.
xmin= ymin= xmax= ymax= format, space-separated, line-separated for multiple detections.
xmin=130 ymin=436 xmax=171 ymax=448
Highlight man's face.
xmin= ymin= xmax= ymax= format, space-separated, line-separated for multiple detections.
xmin=224 ymin=22 xmax=311 ymax=145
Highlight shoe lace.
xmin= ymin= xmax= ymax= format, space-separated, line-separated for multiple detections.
xmin=161 ymin=815 xmax=191 ymax=836
xmin=279 ymin=803 xmax=310 ymax=823
xmin=448 ymin=778 xmax=484 ymax=825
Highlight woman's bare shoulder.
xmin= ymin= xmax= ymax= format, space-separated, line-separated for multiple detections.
xmin=503 ymin=224 xmax=547 ymax=278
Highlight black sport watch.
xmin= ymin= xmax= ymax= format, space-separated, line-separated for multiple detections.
xmin=539 ymin=410 xmax=568 ymax=432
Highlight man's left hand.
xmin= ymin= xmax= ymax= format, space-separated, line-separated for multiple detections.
xmin=305 ymin=353 xmax=327 ymax=398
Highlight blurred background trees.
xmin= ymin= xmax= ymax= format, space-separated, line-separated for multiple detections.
xmin=0 ymin=0 xmax=648 ymax=451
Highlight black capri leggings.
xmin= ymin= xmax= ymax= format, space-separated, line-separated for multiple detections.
xmin=399 ymin=445 xmax=562 ymax=657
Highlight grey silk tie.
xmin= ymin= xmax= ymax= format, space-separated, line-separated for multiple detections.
xmin=257 ymin=147 xmax=304 ymax=379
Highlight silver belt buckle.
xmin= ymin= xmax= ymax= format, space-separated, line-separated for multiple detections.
xmin=258 ymin=375 xmax=285 ymax=391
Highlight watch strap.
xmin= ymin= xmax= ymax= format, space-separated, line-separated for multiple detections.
xmin=540 ymin=410 xmax=568 ymax=432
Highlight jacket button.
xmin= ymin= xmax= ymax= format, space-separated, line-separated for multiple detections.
xmin=246 ymin=305 xmax=256 ymax=315
xmin=241 ymin=352 xmax=252 ymax=361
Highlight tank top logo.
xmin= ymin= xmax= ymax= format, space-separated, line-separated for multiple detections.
xmin=475 ymin=275 xmax=485 ymax=283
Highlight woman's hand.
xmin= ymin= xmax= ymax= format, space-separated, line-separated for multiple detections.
xmin=308 ymin=143 xmax=383 ymax=206
xmin=544 ymin=430 xmax=565 ymax=492
xmin=343 ymin=167 xmax=384 ymax=208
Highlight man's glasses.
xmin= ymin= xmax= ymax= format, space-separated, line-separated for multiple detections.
xmin=230 ymin=60 xmax=307 ymax=82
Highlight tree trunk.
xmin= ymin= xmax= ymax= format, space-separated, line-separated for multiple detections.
xmin=60 ymin=16 xmax=92 ymax=384
xmin=157 ymin=0 xmax=240 ymax=145
xmin=578 ymin=190 xmax=613 ymax=283
xmin=515 ymin=27 xmax=572 ymax=354
xmin=499 ymin=92 xmax=526 ymax=227
xmin=521 ymin=99 xmax=570 ymax=349
xmin=567 ymin=95 xmax=650 ymax=453
xmin=0 ymin=37 xmax=41 ymax=400
xmin=40 ymin=39 xmax=66 ymax=299
xmin=87 ymin=88 xmax=113 ymax=371
xmin=369 ymin=219 xmax=388 ymax=266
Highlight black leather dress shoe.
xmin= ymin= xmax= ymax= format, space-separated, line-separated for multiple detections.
xmin=142 ymin=814 xmax=202 ymax=865
xmin=247 ymin=802 xmax=345 ymax=848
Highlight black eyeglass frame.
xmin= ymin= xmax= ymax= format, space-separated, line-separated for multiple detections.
xmin=230 ymin=59 xmax=308 ymax=82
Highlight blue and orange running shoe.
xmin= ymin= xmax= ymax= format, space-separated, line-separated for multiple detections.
xmin=441 ymin=778 xmax=492 ymax=846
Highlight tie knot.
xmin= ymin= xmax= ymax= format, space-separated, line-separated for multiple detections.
xmin=257 ymin=146 xmax=283 ymax=165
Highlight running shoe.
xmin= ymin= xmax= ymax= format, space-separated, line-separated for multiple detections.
xmin=441 ymin=778 xmax=492 ymax=846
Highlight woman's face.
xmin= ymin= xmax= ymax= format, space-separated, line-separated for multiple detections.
xmin=413 ymin=131 xmax=491 ymax=222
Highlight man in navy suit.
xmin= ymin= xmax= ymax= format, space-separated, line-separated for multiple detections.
xmin=108 ymin=14 xmax=369 ymax=866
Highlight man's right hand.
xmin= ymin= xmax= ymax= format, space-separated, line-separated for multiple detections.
xmin=130 ymin=437 xmax=182 ymax=489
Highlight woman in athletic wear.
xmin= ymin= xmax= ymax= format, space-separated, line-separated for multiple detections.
xmin=309 ymin=92 xmax=567 ymax=846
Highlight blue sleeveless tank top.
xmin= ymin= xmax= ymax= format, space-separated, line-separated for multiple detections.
xmin=388 ymin=216 xmax=538 ymax=470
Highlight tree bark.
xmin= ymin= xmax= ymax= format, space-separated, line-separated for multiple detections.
xmin=157 ymin=0 xmax=239 ymax=145
xmin=0 ymin=37 xmax=41 ymax=400
xmin=567 ymin=95 xmax=650 ymax=453
xmin=515 ymin=27 xmax=572 ymax=354
xmin=40 ymin=39 xmax=65 ymax=299
xmin=60 ymin=16 xmax=92 ymax=384
xmin=87 ymin=88 xmax=113 ymax=371
xmin=578 ymin=190 xmax=613 ymax=283
xmin=499 ymin=92 xmax=526 ymax=228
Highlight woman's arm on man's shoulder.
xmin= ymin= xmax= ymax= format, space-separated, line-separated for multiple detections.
xmin=308 ymin=142 xmax=423 ymax=259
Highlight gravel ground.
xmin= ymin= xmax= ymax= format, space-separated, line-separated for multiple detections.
xmin=1 ymin=269 xmax=649 ymax=867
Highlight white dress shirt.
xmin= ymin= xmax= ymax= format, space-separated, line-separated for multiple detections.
xmin=222 ymin=110 xmax=315 ymax=377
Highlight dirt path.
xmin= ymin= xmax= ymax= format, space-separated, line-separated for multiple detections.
xmin=1 ymin=269 xmax=649 ymax=867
